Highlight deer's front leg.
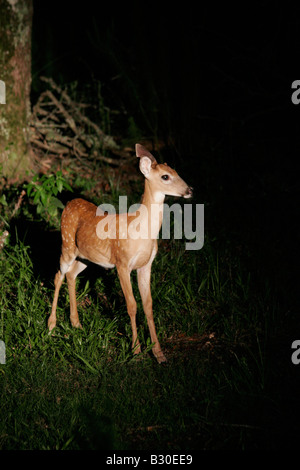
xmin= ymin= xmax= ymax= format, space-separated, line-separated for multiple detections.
xmin=117 ymin=265 xmax=141 ymax=355
xmin=137 ymin=263 xmax=167 ymax=363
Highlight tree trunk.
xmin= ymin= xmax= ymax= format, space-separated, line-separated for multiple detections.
xmin=0 ymin=0 xmax=33 ymax=181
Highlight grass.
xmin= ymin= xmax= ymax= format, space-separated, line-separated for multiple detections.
xmin=0 ymin=203 xmax=283 ymax=450
xmin=3 ymin=6 xmax=297 ymax=450
xmin=0 ymin=82 xmax=293 ymax=448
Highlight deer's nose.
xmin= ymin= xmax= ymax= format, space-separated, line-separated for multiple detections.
xmin=185 ymin=186 xmax=193 ymax=198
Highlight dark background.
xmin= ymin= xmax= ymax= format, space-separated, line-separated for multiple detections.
xmin=30 ymin=0 xmax=300 ymax=407
xmin=32 ymin=0 xmax=300 ymax=299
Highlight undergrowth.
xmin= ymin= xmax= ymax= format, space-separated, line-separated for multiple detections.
xmin=0 ymin=180 xmax=280 ymax=449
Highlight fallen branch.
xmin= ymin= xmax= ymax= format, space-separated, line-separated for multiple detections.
xmin=11 ymin=189 xmax=26 ymax=219
xmin=30 ymin=77 xmax=131 ymax=167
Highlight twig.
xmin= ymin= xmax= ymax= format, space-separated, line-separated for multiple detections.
xmin=11 ymin=190 xmax=26 ymax=219
xmin=43 ymin=89 xmax=77 ymax=133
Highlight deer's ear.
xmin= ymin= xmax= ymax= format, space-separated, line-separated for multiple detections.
xmin=139 ymin=156 xmax=153 ymax=177
xmin=136 ymin=143 xmax=157 ymax=165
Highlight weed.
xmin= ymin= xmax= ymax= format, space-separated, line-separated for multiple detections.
xmin=0 ymin=170 xmax=284 ymax=450
xmin=25 ymin=171 xmax=72 ymax=227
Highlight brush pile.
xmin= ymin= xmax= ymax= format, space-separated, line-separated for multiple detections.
xmin=30 ymin=77 xmax=130 ymax=168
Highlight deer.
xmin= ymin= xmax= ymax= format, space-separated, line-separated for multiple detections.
xmin=48 ymin=143 xmax=193 ymax=363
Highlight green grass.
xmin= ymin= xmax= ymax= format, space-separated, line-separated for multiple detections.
xmin=0 ymin=214 xmax=282 ymax=450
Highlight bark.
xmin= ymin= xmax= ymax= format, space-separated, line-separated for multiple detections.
xmin=0 ymin=0 xmax=33 ymax=180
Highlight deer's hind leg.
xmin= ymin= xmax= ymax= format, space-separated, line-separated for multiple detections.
xmin=66 ymin=260 xmax=87 ymax=328
xmin=48 ymin=250 xmax=78 ymax=331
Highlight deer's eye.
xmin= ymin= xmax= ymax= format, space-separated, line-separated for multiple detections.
xmin=161 ymin=175 xmax=169 ymax=181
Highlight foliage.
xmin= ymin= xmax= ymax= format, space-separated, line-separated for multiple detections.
xmin=25 ymin=171 xmax=72 ymax=227
xmin=0 ymin=68 xmax=292 ymax=449
xmin=0 ymin=208 xmax=283 ymax=449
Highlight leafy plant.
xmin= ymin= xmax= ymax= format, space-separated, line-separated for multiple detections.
xmin=25 ymin=171 xmax=72 ymax=227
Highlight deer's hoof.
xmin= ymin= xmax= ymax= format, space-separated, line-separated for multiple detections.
xmin=48 ymin=318 xmax=56 ymax=332
xmin=155 ymin=351 xmax=167 ymax=364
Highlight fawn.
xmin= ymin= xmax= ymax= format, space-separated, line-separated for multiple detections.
xmin=48 ymin=144 xmax=193 ymax=363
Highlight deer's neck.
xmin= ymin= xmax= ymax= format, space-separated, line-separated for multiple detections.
xmin=140 ymin=179 xmax=165 ymax=240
